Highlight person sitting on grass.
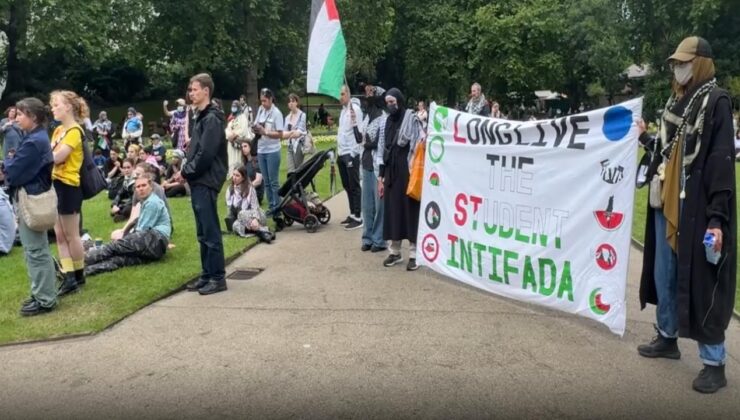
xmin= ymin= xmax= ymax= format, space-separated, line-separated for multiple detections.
xmin=105 ymin=146 xmax=124 ymax=199
xmin=224 ymin=165 xmax=273 ymax=243
xmin=139 ymin=146 xmax=162 ymax=181
xmin=110 ymin=165 xmax=172 ymax=241
xmin=162 ymin=149 xmax=188 ymax=198
xmin=84 ymin=175 xmax=171 ymax=276
xmin=110 ymin=158 xmax=136 ymax=222
xmin=150 ymin=134 xmax=167 ymax=167
xmin=126 ymin=143 xmax=141 ymax=164
xmin=93 ymin=149 xmax=107 ymax=172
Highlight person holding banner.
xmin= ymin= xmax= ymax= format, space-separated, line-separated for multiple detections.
xmin=378 ymin=88 xmax=423 ymax=271
xmin=637 ymin=36 xmax=736 ymax=394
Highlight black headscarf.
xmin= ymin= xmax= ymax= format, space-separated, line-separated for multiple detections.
xmin=385 ymin=88 xmax=405 ymax=121
xmin=384 ymin=88 xmax=405 ymax=150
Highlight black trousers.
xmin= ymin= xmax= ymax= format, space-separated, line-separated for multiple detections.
xmin=338 ymin=154 xmax=362 ymax=218
xmin=84 ymin=230 xmax=168 ymax=276
xmin=191 ymin=185 xmax=225 ymax=281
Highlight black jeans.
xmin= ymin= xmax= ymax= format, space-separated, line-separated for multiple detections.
xmin=338 ymin=154 xmax=362 ymax=218
xmin=84 ymin=230 xmax=168 ymax=276
xmin=191 ymin=185 xmax=225 ymax=282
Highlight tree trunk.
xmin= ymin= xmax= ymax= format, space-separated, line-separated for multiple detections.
xmin=2 ymin=0 xmax=29 ymax=102
xmin=245 ymin=66 xmax=259 ymax=111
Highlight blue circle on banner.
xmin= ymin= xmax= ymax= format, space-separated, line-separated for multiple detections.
xmin=602 ymin=106 xmax=632 ymax=141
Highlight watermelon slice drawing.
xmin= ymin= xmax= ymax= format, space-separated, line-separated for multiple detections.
xmin=594 ymin=195 xmax=624 ymax=231
xmin=429 ymin=172 xmax=440 ymax=186
xmin=589 ymin=288 xmax=611 ymax=315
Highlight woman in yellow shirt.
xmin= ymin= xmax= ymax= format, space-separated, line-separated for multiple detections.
xmin=50 ymin=90 xmax=88 ymax=296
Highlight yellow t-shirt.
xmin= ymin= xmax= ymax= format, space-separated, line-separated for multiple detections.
xmin=51 ymin=125 xmax=84 ymax=186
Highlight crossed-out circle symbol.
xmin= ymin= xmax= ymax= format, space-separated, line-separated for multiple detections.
xmin=422 ymin=234 xmax=440 ymax=263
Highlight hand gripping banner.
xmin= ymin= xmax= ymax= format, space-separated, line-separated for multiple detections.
xmin=418 ymin=99 xmax=642 ymax=335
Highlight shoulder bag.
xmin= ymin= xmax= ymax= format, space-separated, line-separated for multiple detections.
xmin=71 ymin=127 xmax=107 ymax=199
xmin=17 ymin=186 xmax=57 ymax=231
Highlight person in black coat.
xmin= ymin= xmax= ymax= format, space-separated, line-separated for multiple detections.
xmin=176 ymin=73 xmax=228 ymax=295
xmin=636 ymin=36 xmax=736 ymax=394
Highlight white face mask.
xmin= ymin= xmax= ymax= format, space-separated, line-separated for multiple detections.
xmin=673 ymin=61 xmax=693 ymax=86
xmin=177 ymin=106 xmax=184 ymax=112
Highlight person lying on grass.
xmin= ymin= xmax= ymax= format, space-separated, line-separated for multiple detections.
xmin=84 ymin=175 xmax=171 ymax=276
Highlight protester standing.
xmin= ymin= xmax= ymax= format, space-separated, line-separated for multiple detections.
xmin=178 ymin=73 xmax=229 ymax=295
xmin=378 ymin=88 xmax=423 ymax=271
xmin=337 ymin=85 xmax=364 ymax=230
xmin=283 ymin=93 xmax=308 ymax=173
xmin=92 ymin=111 xmax=113 ymax=155
xmin=637 ymin=36 xmax=736 ymax=394
xmin=465 ymin=83 xmax=491 ymax=117
xmin=361 ymin=91 xmax=387 ymax=252
xmin=1 ymin=106 xmax=22 ymax=159
xmin=253 ymin=88 xmax=284 ymax=215
xmin=49 ymin=91 xmax=88 ymax=296
xmin=416 ymin=100 xmax=428 ymax=131
xmin=164 ymin=98 xmax=188 ymax=151
xmin=121 ymin=107 xmax=143 ymax=149
xmin=240 ymin=141 xmax=264 ymax=205
xmin=3 ymin=98 xmax=57 ymax=315
xmin=225 ymin=100 xmax=252 ymax=173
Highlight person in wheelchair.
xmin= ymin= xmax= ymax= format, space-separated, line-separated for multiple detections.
xmin=84 ymin=175 xmax=171 ymax=276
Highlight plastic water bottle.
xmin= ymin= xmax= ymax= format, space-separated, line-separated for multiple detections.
xmin=703 ymin=233 xmax=721 ymax=265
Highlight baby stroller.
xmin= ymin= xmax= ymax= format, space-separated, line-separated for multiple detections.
xmin=273 ymin=149 xmax=332 ymax=233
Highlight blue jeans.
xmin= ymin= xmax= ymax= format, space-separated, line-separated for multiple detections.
xmin=258 ymin=151 xmax=282 ymax=213
xmin=191 ymin=185 xmax=225 ymax=282
xmin=361 ymin=168 xmax=385 ymax=248
xmin=654 ymin=209 xmax=726 ymax=365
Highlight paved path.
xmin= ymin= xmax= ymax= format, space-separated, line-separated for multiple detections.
xmin=1 ymin=194 xmax=738 ymax=419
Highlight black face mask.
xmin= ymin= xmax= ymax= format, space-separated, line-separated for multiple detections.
xmin=388 ymin=104 xmax=399 ymax=114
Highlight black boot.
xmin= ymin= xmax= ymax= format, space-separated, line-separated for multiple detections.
xmin=186 ymin=277 xmax=210 ymax=292
xmin=692 ymin=364 xmax=727 ymax=393
xmin=257 ymin=229 xmax=273 ymax=244
xmin=198 ymin=279 xmax=227 ymax=295
xmin=74 ymin=268 xmax=86 ymax=286
xmin=637 ymin=331 xmax=681 ymax=359
xmin=224 ymin=217 xmax=234 ymax=233
xmin=57 ymin=273 xmax=79 ymax=297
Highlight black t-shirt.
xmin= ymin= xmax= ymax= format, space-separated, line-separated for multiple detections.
xmin=104 ymin=157 xmax=123 ymax=176
xmin=244 ymin=158 xmax=260 ymax=182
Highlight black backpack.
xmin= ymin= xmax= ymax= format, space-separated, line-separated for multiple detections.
xmin=71 ymin=127 xmax=107 ymax=200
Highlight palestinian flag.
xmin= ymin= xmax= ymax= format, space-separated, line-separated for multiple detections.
xmin=307 ymin=0 xmax=346 ymax=100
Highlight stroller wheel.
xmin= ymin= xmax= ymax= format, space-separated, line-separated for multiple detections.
xmin=284 ymin=218 xmax=294 ymax=227
xmin=304 ymin=214 xmax=319 ymax=233
xmin=274 ymin=216 xmax=285 ymax=232
xmin=318 ymin=208 xmax=331 ymax=225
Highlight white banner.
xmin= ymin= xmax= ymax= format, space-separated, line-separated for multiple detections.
xmin=418 ymin=99 xmax=642 ymax=335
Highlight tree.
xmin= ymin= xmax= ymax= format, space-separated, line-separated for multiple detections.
xmin=626 ymin=0 xmax=740 ymax=118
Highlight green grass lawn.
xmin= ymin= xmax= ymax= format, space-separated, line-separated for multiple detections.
xmin=632 ymin=163 xmax=740 ymax=311
xmin=0 ymin=141 xmax=339 ymax=345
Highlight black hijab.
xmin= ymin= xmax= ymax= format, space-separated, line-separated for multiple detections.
xmin=384 ymin=88 xmax=405 ymax=149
